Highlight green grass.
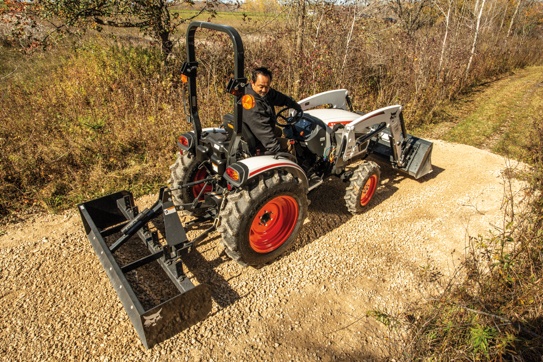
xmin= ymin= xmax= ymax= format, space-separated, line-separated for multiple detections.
xmin=172 ymin=9 xmax=284 ymax=28
xmin=403 ymin=66 xmax=543 ymax=360
xmin=418 ymin=66 xmax=543 ymax=163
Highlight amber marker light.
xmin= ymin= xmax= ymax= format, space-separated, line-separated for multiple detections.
xmin=241 ymin=94 xmax=256 ymax=110
xmin=181 ymin=74 xmax=188 ymax=83
xmin=226 ymin=167 xmax=240 ymax=181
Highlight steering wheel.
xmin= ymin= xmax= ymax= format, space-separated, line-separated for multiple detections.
xmin=276 ymin=107 xmax=303 ymax=128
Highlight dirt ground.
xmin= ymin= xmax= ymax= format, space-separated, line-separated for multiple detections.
xmin=0 ymin=140 xmax=527 ymax=361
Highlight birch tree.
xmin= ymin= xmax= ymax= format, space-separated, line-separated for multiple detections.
xmin=434 ymin=0 xmax=453 ymax=77
xmin=465 ymin=0 xmax=487 ymax=79
xmin=339 ymin=4 xmax=358 ymax=87
xmin=507 ymin=0 xmax=523 ymax=37
xmin=293 ymin=0 xmax=306 ymax=99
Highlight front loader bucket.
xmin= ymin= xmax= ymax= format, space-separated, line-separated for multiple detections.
xmin=373 ymin=133 xmax=433 ymax=180
xmin=401 ymin=136 xmax=433 ymax=179
xmin=78 ymin=190 xmax=212 ymax=349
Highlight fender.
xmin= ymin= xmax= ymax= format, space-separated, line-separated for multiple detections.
xmin=298 ymin=89 xmax=350 ymax=111
xmin=223 ymin=155 xmax=309 ymax=191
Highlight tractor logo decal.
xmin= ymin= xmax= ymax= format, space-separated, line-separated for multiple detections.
xmin=143 ymin=309 xmax=163 ymax=328
xmin=164 ymin=206 xmax=176 ymax=215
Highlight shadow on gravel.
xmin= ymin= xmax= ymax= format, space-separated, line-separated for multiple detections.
xmin=371 ymin=154 xmax=445 ymax=184
xmin=284 ymin=156 xmax=444 ymax=260
xmin=109 ymin=215 xmax=241 ymax=317
xmin=114 ymin=155 xmax=445 ymax=316
xmin=88 ymin=155 xmax=445 ymax=349
xmin=182 ymin=232 xmax=243 ymax=310
xmin=103 ymin=156 xmax=445 ymax=340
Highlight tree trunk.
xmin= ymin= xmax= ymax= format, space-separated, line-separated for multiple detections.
xmin=293 ymin=0 xmax=306 ymax=99
xmin=507 ymin=0 xmax=522 ymax=37
xmin=157 ymin=0 xmax=173 ymax=63
xmin=437 ymin=0 xmax=452 ymax=78
xmin=465 ymin=0 xmax=487 ymax=80
xmin=339 ymin=6 xmax=357 ymax=87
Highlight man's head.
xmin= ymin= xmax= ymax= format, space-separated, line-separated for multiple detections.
xmin=251 ymin=67 xmax=272 ymax=97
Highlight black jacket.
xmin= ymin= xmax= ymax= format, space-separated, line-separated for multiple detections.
xmin=243 ymin=84 xmax=301 ymax=154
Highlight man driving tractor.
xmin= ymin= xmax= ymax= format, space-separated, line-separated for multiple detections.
xmin=242 ymin=67 xmax=302 ymax=155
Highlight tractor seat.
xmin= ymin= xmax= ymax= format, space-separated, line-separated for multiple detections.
xmin=222 ymin=113 xmax=263 ymax=156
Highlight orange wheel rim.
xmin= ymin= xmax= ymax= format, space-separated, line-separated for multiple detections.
xmin=192 ymin=167 xmax=212 ymax=199
xmin=360 ymin=175 xmax=378 ymax=206
xmin=249 ymin=195 xmax=299 ymax=254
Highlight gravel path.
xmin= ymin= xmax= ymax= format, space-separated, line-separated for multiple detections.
xmin=0 ymin=140 xmax=526 ymax=361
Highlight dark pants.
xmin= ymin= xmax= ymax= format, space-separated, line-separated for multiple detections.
xmin=275 ymin=126 xmax=289 ymax=152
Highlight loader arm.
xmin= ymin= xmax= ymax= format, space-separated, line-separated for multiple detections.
xmin=341 ymin=105 xmax=403 ymax=161
xmin=340 ymin=105 xmax=433 ymax=179
xmin=298 ymin=89 xmax=351 ymax=111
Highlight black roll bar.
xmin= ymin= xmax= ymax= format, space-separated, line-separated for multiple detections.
xmin=184 ymin=21 xmax=246 ymax=161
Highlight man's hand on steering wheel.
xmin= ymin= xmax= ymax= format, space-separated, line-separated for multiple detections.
xmin=276 ymin=107 xmax=304 ymax=127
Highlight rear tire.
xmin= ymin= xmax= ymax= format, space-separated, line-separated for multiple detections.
xmin=344 ymin=161 xmax=380 ymax=214
xmin=169 ymin=152 xmax=213 ymax=216
xmin=217 ymin=171 xmax=308 ymax=266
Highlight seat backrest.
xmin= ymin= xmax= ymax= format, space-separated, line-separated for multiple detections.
xmin=222 ymin=113 xmax=261 ymax=155
xmin=222 ymin=114 xmax=235 ymax=138
xmin=242 ymin=122 xmax=262 ymax=155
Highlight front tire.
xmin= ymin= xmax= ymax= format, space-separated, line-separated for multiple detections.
xmin=218 ymin=171 xmax=308 ymax=266
xmin=344 ymin=161 xmax=380 ymax=214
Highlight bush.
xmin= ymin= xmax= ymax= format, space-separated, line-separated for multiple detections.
xmin=0 ymin=41 xmax=188 ymax=216
xmin=398 ymin=127 xmax=543 ymax=360
xmin=2 ymin=2 xmax=543 ymax=217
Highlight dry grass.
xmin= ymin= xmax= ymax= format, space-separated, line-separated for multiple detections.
xmin=1 ymin=5 xmax=542 ymax=220
xmin=399 ymin=163 xmax=543 ymax=360
xmin=0 ymin=41 xmax=189 ymax=216
xmin=2 ymin=4 xmax=543 ymax=359
xmin=390 ymin=68 xmax=543 ymax=361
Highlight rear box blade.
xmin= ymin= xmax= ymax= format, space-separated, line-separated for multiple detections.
xmin=78 ymin=191 xmax=211 ymax=349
